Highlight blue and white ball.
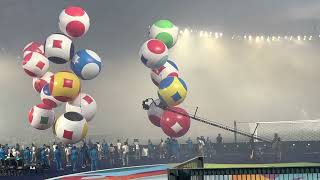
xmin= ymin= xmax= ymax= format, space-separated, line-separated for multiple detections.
xmin=139 ymin=39 xmax=168 ymax=69
xmin=71 ymin=49 xmax=102 ymax=80
xmin=151 ymin=60 xmax=179 ymax=87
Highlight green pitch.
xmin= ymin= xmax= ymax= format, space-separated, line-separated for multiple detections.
xmin=205 ymin=162 xmax=320 ymax=169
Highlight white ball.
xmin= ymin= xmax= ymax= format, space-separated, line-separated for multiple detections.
xmin=40 ymin=84 xmax=63 ymax=108
xmin=28 ymin=104 xmax=55 ymax=130
xmin=139 ymin=39 xmax=168 ymax=69
xmin=54 ymin=112 xmax=88 ymax=144
xmin=32 ymin=71 xmax=54 ymax=93
xmin=150 ymin=60 xmax=179 ymax=87
xmin=22 ymin=52 xmax=49 ymax=77
xmin=66 ymin=93 xmax=97 ymax=122
xmin=59 ymin=6 xmax=90 ymax=38
xmin=147 ymin=99 xmax=163 ymax=127
xmin=44 ymin=33 xmax=74 ymax=64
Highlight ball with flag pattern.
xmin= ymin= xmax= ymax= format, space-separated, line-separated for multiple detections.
xmin=41 ymin=84 xmax=63 ymax=108
xmin=44 ymin=33 xmax=74 ymax=64
xmin=22 ymin=52 xmax=49 ymax=77
xmin=158 ymin=76 xmax=187 ymax=107
xmin=139 ymin=39 xmax=168 ymax=69
xmin=28 ymin=103 xmax=55 ymax=130
xmin=70 ymin=49 xmax=102 ymax=80
xmin=59 ymin=6 xmax=90 ymax=38
xmin=54 ymin=112 xmax=88 ymax=144
xmin=160 ymin=106 xmax=190 ymax=138
xmin=33 ymin=71 xmax=54 ymax=93
xmin=66 ymin=93 xmax=97 ymax=122
xmin=23 ymin=41 xmax=44 ymax=58
xmin=150 ymin=60 xmax=179 ymax=87
xmin=149 ymin=19 xmax=179 ymax=49
xmin=49 ymin=71 xmax=81 ymax=102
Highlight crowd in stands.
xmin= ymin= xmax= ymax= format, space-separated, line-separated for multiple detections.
xmin=0 ymin=133 xmax=318 ymax=176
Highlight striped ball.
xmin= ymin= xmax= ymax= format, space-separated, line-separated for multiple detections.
xmin=151 ymin=60 xmax=179 ymax=87
xmin=28 ymin=104 xmax=55 ymax=130
xmin=149 ymin=20 xmax=179 ymax=49
xmin=139 ymin=39 xmax=168 ymax=69
xmin=54 ymin=112 xmax=88 ymax=144
xmin=158 ymin=76 xmax=187 ymax=107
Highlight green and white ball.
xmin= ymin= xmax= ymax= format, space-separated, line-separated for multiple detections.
xmin=149 ymin=20 xmax=179 ymax=49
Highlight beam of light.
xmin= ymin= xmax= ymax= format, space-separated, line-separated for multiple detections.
xmin=284 ymin=36 xmax=288 ymax=39
xmin=200 ymin=31 xmax=203 ymax=37
xmin=215 ymin=32 xmax=219 ymax=39
xmin=255 ymin=36 xmax=260 ymax=43
xmin=260 ymin=36 xmax=264 ymax=41
xmin=289 ymin=36 xmax=293 ymax=41
xmin=272 ymin=36 xmax=276 ymax=41
xmin=231 ymin=35 xmax=235 ymax=40
xmin=297 ymin=35 xmax=301 ymax=40
xmin=244 ymin=35 xmax=247 ymax=39
xmin=219 ymin=32 xmax=223 ymax=37
xmin=248 ymin=35 xmax=252 ymax=41
xmin=309 ymin=36 xmax=312 ymax=40
xmin=277 ymin=36 xmax=281 ymax=40
xmin=183 ymin=28 xmax=190 ymax=36
xmin=204 ymin=31 xmax=208 ymax=38
xmin=303 ymin=36 xmax=307 ymax=41
xmin=267 ymin=36 xmax=271 ymax=42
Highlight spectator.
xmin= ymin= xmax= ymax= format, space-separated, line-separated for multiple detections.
xmin=103 ymin=140 xmax=109 ymax=160
xmin=54 ymin=146 xmax=63 ymax=171
xmin=134 ymin=139 xmax=141 ymax=160
xmin=122 ymin=142 xmax=129 ymax=166
xmin=23 ymin=147 xmax=31 ymax=165
xmin=147 ymin=139 xmax=154 ymax=159
xmin=109 ymin=143 xmax=115 ymax=166
xmin=40 ymin=146 xmax=49 ymax=168
xmin=31 ymin=143 xmax=37 ymax=163
xmin=0 ymin=145 xmax=5 ymax=166
xmin=90 ymin=145 xmax=99 ymax=171
xmin=116 ymin=139 xmax=122 ymax=160
xmin=197 ymin=137 xmax=205 ymax=156
xmin=97 ymin=142 xmax=102 ymax=160
xmin=65 ymin=145 xmax=72 ymax=167
xmin=71 ymin=146 xmax=78 ymax=172
xmin=216 ymin=134 xmax=223 ymax=154
xmin=186 ymin=138 xmax=193 ymax=158
xmin=159 ymin=139 xmax=165 ymax=159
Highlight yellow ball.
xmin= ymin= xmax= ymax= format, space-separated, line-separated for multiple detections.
xmin=158 ymin=76 xmax=187 ymax=107
xmin=50 ymin=71 xmax=81 ymax=102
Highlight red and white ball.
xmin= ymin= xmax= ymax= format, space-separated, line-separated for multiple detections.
xmin=54 ymin=112 xmax=88 ymax=144
xmin=59 ymin=6 xmax=90 ymax=38
xmin=32 ymin=72 xmax=54 ymax=93
xmin=22 ymin=41 xmax=44 ymax=58
xmin=150 ymin=60 xmax=179 ymax=87
xmin=28 ymin=103 xmax=55 ymax=130
xmin=147 ymin=99 xmax=163 ymax=127
xmin=44 ymin=33 xmax=74 ymax=64
xmin=139 ymin=39 xmax=168 ymax=69
xmin=22 ymin=52 xmax=49 ymax=77
xmin=40 ymin=84 xmax=63 ymax=108
xmin=160 ymin=106 xmax=190 ymax=138
xmin=66 ymin=93 xmax=97 ymax=122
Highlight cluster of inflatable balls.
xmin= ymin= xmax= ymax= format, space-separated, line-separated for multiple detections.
xmin=22 ymin=6 xmax=101 ymax=144
xmin=139 ymin=19 xmax=190 ymax=138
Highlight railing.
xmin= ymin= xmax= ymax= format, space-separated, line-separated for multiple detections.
xmin=168 ymin=157 xmax=320 ymax=180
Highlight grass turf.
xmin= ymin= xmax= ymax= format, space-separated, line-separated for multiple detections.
xmin=204 ymin=162 xmax=320 ymax=169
